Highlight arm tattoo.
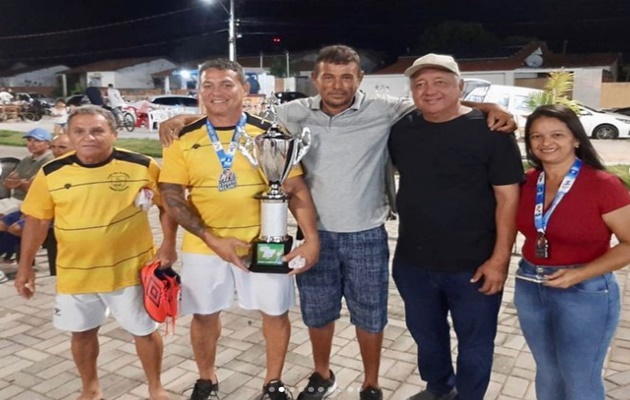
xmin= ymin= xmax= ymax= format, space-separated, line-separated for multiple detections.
xmin=158 ymin=183 xmax=207 ymax=238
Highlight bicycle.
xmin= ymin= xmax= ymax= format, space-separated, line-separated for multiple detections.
xmin=117 ymin=110 xmax=135 ymax=132
xmin=109 ymin=106 xmax=135 ymax=132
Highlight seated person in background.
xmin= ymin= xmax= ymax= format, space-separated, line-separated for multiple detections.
xmin=135 ymin=97 xmax=159 ymax=128
xmin=0 ymin=88 xmax=13 ymax=104
xmin=0 ymin=133 xmax=74 ymax=278
xmin=0 ymin=128 xmax=53 ymax=218
xmin=0 ymin=211 xmax=22 ymax=269
xmin=0 ymin=128 xmax=53 ymax=270
xmin=50 ymin=133 xmax=71 ymax=158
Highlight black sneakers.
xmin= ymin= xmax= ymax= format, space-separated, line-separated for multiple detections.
xmin=189 ymin=379 xmax=219 ymax=400
xmin=360 ymin=386 xmax=383 ymax=400
xmin=297 ymin=370 xmax=337 ymax=400
xmin=406 ymin=388 xmax=457 ymax=400
xmin=260 ymin=380 xmax=293 ymax=400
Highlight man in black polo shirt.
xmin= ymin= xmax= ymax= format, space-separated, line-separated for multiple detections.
xmin=388 ymin=54 xmax=523 ymax=400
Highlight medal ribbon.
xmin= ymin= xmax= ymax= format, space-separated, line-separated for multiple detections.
xmin=534 ymin=158 xmax=582 ymax=235
xmin=205 ymin=113 xmax=248 ymax=170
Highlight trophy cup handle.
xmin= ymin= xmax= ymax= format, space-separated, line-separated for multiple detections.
xmin=239 ymin=133 xmax=259 ymax=166
xmin=294 ymin=127 xmax=312 ymax=164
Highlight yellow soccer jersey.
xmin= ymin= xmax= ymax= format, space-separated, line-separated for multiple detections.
xmin=21 ymin=149 xmax=161 ymax=295
xmin=159 ymin=113 xmax=302 ymax=255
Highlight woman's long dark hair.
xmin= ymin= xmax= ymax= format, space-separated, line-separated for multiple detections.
xmin=524 ymin=104 xmax=606 ymax=171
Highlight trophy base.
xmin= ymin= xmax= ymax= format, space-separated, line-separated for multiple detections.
xmin=249 ymin=236 xmax=294 ymax=274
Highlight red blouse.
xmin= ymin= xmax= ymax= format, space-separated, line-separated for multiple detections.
xmin=516 ymin=166 xmax=630 ymax=265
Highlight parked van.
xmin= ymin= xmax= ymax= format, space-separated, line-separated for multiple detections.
xmin=463 ymin=80 xmax=542 ymax=135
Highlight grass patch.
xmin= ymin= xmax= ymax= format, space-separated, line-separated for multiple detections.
xmin=606 ymin=165 xmax=630 ymax=187
xmin=0 ymin=129 xmax=163 ymax=158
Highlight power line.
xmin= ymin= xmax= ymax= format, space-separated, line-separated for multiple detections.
xmin=0 ymin=28 xmax=229 ymax=62
xmin=0 ymin=4 xmax=204 ymax=41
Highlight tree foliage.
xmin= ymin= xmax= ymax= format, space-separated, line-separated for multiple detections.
xmin=414 ymin=21 xmax=500 ymax=53
xmin=525 ymin=71 xmax=580 ymax=114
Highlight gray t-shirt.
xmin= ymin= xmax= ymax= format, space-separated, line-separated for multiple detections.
xmin=276 ymin=92 xmax=414 ymax=232
xmin=12 ymin=151 xmax=53 ymax=200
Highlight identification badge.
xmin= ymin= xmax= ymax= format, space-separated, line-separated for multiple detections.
xmin=218 ymin=169 xmax=238 ymax=191
xmin=535 ymin=233 xmax=549 ymax=259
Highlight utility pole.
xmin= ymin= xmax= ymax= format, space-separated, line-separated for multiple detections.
xmin=228 ymin=0 xmax=236 ymax=61
xmin=285 ymin=50 xmax=290 ymax=77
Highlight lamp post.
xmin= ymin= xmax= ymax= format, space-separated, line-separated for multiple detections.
xmin=227 ymin=0 xmax=236 ymax=61
xmin=204 ymin=0 xmax=237 ymax=61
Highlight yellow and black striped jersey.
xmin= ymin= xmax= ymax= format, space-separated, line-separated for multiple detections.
xmin=159 ymin=113 xmax=302 ymax=255
xmin=21 ymin=149 xmax=161 ymax=294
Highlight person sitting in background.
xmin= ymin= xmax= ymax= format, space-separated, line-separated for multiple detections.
xmin=50 ymin=133 xmax=72 ymax=158
xmin=0 ymin=210 xmax=24 ymax=277
xmin=0 ymin=128 xmax=53 ymax=218
xmin=135 ymin=97 xmax=159 ymax=128
xmin=0 ymin=133 xmax=74 ymax=282
xmin=515 ymin=104 xmax=630 ymax=400
xmin=0 ymin=88 xmax=13 ymax=104
xmin=0 ymin=128 xmax=53 ymax=271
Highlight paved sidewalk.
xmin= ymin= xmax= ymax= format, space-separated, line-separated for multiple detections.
xmin=1 ymin=208 xmax=629 ymax=400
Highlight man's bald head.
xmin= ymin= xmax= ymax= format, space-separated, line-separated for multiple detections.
xmin=51 ymin=134 xmax=72 ymax=158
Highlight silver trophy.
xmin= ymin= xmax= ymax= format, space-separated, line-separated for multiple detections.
xmin=240 ymin=100 xmax=311 ymax=273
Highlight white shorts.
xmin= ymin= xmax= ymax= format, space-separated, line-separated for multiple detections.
xmin=0 ymin=197 xmax=22 ymax=215
xmin=181 ymin=253 xmax=295 ymax=316
xmin=53 ymin=285 xmax=158 ymax=336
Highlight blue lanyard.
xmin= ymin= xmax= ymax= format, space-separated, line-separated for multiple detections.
xmin=205 ymin=113 xmax=248 ymax=170
xmin=534 ymin=158 xmax=582 ymax=234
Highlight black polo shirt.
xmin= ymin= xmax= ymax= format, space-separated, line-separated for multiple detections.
xmin=388 ymin=109 xmax=524 ymax=272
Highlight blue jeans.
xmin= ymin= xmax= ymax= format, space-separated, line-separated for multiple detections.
xmin=393 ymin=260 xmax=502 ymax=400
xmin=514 ymin=259 xmax=620 ymax=400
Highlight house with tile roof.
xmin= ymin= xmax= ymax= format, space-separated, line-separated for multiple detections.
xmin=60 ymin=57 xmax=176 ymax=94
xmin=0 ymin=64 xmax=68 ymax=88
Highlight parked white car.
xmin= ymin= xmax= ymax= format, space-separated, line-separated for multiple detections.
xmin=463 ymin=80 xmax=630 ymax=140
xmin=578 ymin=105 xmax=630 ymax=140
xmin=150 ymin=95 xmax=198 ymax=114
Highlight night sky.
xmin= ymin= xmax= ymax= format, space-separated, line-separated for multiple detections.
xmin=0 ymin=0 xmax=629 ymax=68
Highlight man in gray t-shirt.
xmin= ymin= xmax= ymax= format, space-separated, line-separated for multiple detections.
xmin=0 ymin=128 xmax=53 ymax=217
xmin=158 ymin=45 xmax=515 ymax=400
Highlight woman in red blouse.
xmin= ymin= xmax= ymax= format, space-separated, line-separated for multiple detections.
xmin=515 ymin=104 xmax=630 ymax=400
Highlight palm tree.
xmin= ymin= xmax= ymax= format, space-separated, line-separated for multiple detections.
xmin=525 ymin=71 xmax=581 ymax=114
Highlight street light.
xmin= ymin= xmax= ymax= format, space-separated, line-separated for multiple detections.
xmin=203 ymin=0 xmax=237 ymax=61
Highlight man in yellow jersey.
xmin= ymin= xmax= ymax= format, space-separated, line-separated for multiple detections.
xmin=14 ymin=106 xmax=177 ymax=400
xmin=158 ymin=59 xmax=320 ymax=400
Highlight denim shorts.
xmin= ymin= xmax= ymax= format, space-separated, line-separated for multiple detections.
xmin=295 ymin=225 xmax=389 ymax=333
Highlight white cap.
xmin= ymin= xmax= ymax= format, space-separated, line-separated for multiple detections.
xmin=404 ymin=53 xmax=460 ymax=78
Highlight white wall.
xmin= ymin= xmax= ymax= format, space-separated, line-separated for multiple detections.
xmin=3 ymin=65 xmax=68 ymax=87
xmin=573 ymin=68 xmax=603 ymax=108
xmin=115 ymin=59 xmax=176 ymax=89
xmin=360 ymin=75 xmax=411 ymax=98
xmin=259 ymin=74 xmax=275 ymax=96
xmin=360 ymin=71 xmax=514 ymax=98
xmin=87 ymin=71 xmax=115 ymax=87
xmin=461 ymin=72 xmax=513 ymax=85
